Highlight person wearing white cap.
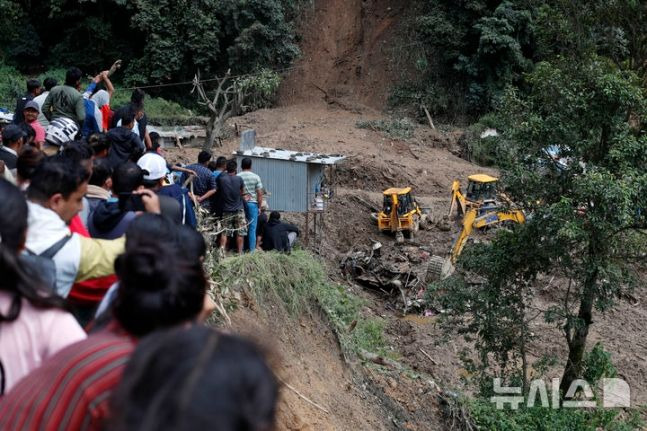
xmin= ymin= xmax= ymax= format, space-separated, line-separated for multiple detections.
xmin=137 ymin=152 xmax=185 ymax=225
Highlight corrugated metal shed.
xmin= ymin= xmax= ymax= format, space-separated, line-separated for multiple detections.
xmin=236 ymin=146 xmax=345 ymax=165
xmin=234 ymin=146 xmax=345 ymax=212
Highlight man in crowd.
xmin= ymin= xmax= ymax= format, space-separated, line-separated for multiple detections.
xmin=21 ymin=100 xmax=45 ymax=147
xmin=0 ymin=124 xmax=25 ymax=174
xmin=262 ymin=211 xmax=299 ymax=253
xmin=106 ymin=106 xmax=144 ymax=168
xmin=24 ymin=157 xmax=128 ymax=297
xmin=184 ymin=150 xmax=217 ymax=211
xmin=85 ymin=158 xmax=113 ymax=214
xmin=217 ymin=159 xmax=247 ymax=254
xmin=210 ymin=155 xmax=227 ymax=180
xmin=112 ymin=89 xmax=151 ymax=148
xmin=42 ymin=67 xmax=85 ymax=124
xmin=33 ymin=77 xmax=57 ymax=128
xmin=137 ymin=152 xmax=185 ymax=225
xmin=88 ymin=162 xmax=146 ymax=239
xmin=238 ymin=157 xmax=263 ymax=252
xmin=12 ymin=78 xmax=41 ymax=124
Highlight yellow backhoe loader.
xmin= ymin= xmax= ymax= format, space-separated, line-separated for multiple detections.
xmin=448 ymin=174 xmax=499 ymax=218
xmin=377 ymin=187 xmax=422 ymax=242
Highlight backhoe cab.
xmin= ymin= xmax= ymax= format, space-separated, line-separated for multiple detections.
xmin=377 ymin=187 xmax=422 ymax=242
xmin=448 ymin=174 xmax=499 ymax=217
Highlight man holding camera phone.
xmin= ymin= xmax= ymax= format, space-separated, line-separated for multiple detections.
xmin=88 ymin=162 xmax=160 ymax=239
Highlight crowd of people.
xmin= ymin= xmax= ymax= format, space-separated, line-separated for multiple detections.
xmin=0 ymin=67 xmax=299 ymax=430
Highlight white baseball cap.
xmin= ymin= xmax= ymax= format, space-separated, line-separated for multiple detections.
xmin=137 ymin=152 xmax=168 ymax=181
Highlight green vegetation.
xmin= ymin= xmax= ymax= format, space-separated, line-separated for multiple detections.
xmin=0 ymin=0 xmax=303 ymax=88
xmin=208 ymin=250 xmax=386 ymax=356
xmin=464 ymin=399 xmax=641 ymax=431
xmin=400 ymin=0 xmax=647 ymax=120
xmin=356 ymin=118 xmax=416 ymax=140
xmin=430 ymin=56 xmax=646 ymax=396
xmin=236 ymin=69 xmax=282 ymax=112
xmin=443 ymin=344 xmax=642 ymax=430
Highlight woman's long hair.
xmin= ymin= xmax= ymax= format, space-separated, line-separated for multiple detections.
xmin=0 ymin=178 xmax=65 ymax=323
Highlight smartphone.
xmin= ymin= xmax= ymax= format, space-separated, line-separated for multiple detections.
xmin=118 ymin=192 xmax=146 ymax=212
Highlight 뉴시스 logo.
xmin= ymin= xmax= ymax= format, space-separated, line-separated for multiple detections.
xmin=490 ymin=378 xmax=631 ymax=409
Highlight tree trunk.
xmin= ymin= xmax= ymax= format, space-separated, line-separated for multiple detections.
xmin=203 ymin=114 xmax=219 ymax=150
xmin=560 ymin=267 xmax=598 ymax=396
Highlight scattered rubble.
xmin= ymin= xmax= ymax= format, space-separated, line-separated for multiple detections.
xmin=340 ymin=241 xmax=434 ymax=313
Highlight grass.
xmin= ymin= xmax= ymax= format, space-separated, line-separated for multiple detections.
xmin=356 ymin=117 xmax=416 ymax=140
xmin=207 ymin=250 xmax=387 ymax=356
xmin=110 ymin=90 xmax=199 ymax=126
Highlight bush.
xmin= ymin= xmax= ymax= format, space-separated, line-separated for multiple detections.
xmin=465 ymin=398 xmax=642 ymax=431
xmin=110 ymin=90 xmax=195 ymax=126
xmin=0 ymin=64 xmax=24 ymax=109
xmin=236 ymin=68 xmax=282 ymax=112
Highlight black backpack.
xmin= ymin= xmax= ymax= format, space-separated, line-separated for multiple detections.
xmin=21 ymin=235 xmax=72 ymax=291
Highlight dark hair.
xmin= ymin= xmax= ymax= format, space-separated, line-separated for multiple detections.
xmin=122 ymin=106 xmax=137 ymax=126
xmin=88 ymin=133 xmax=110 ymax=155
xmin=226 ymin=159 xmax=237 ymax=173
xmin=269 ymin=211 xmax=280 ymax=221
xmin=112 ymin=242 xmax=207 ymax=337
xmin=109 ymin=326 xmax=278 ymax=431
xmin=16 ymin=144 xmax=44 ymax=182
xmin=207 ymin=160 xmax=218 ymax=171
xmin=177 ymin=226 xmax=206 ymax=261
xmin=124 ymin=214 xmax=178 ymax=251
xmin=112 ymin=162 xmax=143 ymax=194
xmin=43 ymin=77 xmax=57 ymax=91
xmin=196 ymin=151 xmax=212 ymax=165
xmin=19 ymin=123 xmax=35 ymax=143
xmin=198 ymin=151 xmax=211 ymax=164
xmin=65 ymin=67 xmax=83 ymax=86
xmin=0 ymin=179 xmax=65 ymax=323
xmin=89 ymin=158 xmax=113 ymax=187
xmin=149 ymin=132 xmax=161 ymax=151
xmin=131 ymin=89 xmax=146 ymax=106
xmin=62 ymin=140 xmax=93 ymax=162
xmin=27 ymin=157 xmax=88 ymax=201
xmin=241 ymin=157 xmax=252 ymax=170
xmin=215 ymin=156 xmax=227 ymax=169
xmin=26 ymin=79 xmax=41 ymax=93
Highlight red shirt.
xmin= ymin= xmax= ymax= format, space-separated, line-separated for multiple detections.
xmin=68 ymin=214 xmax=117 ymax=304
xmin=0 ymin=325 xmax=135 ymax=431
xmin=99 ymin=105 xmax=112 ymax=132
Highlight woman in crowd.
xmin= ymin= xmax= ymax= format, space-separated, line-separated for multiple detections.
xmin=0 ymin=178 xmax=86 ymax=395
xmin=109 ymin=326 xmax=278 ymax=431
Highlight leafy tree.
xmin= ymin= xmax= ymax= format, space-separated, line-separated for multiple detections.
xmin=128 ymin=0 xmax=299 ymax=85
xmin=402 ymin=0 xmax=535 ymax=117
xmin=431 ymin=57 xmax=646 ymax=396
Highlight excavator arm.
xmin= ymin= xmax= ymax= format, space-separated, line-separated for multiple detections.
xmin=448 ymin=180 xmax=466 ymax=218
xmin=450 ymin=208 xmax=477 ymax=264
xmin=450 ymin=208 xmax=525 ymax=264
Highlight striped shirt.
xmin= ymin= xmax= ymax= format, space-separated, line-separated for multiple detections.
xmin=0 ymin=325 xmax=135 ymax=431
xmin=237 ymin=171 xmax=263 ymax=203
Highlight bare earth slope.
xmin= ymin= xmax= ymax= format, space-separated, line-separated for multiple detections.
xmin=279 ymin=0 xmax=413 ymax=109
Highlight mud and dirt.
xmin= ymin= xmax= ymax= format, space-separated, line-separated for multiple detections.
xmin=167 ymin=99 xmax=647 ymax=429
xmin=279 ymin=0 xmax=415 ymax=109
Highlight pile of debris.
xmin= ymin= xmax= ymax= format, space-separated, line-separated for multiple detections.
xmin=340 ymin=241 xmax=435 ymax=312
